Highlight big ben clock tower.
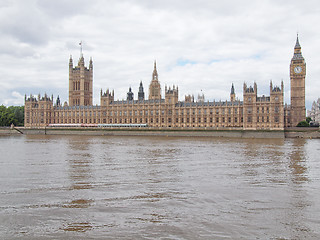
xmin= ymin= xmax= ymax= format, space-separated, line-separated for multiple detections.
xmin=290 ymin=34 xmax=306 ymax=127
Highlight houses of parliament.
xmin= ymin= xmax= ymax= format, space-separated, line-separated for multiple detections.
xmin=24 ymin=36 xmax=306 ymax=130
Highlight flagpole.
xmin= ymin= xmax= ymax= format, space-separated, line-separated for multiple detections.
xmin=79 ymin=41 xmax=83 ymax=57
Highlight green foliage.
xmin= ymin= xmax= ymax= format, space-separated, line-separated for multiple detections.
xmin=0 ymin=105 xmax=24 ymax=126
xmin=296 ymin=120 xmax=309 ymax=127
xmin=306 ymin=117 xmax=312 ymax=123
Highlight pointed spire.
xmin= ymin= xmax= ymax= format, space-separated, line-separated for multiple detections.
xmin=231 ymin=83 xmax=235 ymax=94
xmin=56 ymin=95 xmax=61 ymax=106
xmin=295 ymin=33 xmax=301 ymax=49
xmin=293 ymin=34 xmax=304 ymax=60
xmin=89 ymin=57 xmax=93 ymax=68
xmin=69 ymin=55 xmax=73 ymax=67
xmin=78 ymin=54 xmax=84 ymax=66
xmin=152 ymin=60 xmax=158 ymax=81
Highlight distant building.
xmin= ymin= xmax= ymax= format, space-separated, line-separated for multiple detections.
xmin=308 ymin=98 xmax=320 ymax=124
xmin=24 ymin=36 xmax=307 ymax=129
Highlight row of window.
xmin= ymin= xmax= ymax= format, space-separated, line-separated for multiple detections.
xmin=27 ymin=104 xmax=51 ymax=109
xmin=71 ymin=99 xmax=91 ymax=106
xmin=28 ymin=115 xmax=280 ymax=124
xmin=247 ymin=116 xmax=279 ymax=123
xmin=27 ymin=115 xmax=280 ymax=126
xmin=52 ymin=116 xmax=245 ymax=125
xmin=27 ymin=106 xmax=282 ymax=125
xmin=72 ymin=81 xmax=91 ymax=91
xmin=51 ymin=116 xmax=245 ymax=124
xmin=51 ymin=108 xmax=244 ymax=118
xmin=247 ymin=96 xmax=280 ymax=102
xmin=247 ymin=106 xmax=280 ymax=114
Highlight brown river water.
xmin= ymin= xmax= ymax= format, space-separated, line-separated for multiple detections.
xmin=0 ymin=135 xmax=319 ymax=239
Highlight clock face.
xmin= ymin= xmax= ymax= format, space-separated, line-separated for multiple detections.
xmin=294 ymin=66 xmax=302 ymax=74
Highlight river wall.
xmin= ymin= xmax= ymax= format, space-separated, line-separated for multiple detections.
xmin=284 ymin=127 xmax=320 ymax=139
xmin=3 ymin=127 xmax=319 ymax=139
xmin=19 ymin=128 xmax=285 ymax=139
xmin=0 ymin=128 xmax=22 ymax=136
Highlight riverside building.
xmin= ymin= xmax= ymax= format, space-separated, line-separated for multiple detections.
xmin=24 ymin=36 xmax=306 ymax=130
xmin=308 ymin=98 xmax=320 ymax=125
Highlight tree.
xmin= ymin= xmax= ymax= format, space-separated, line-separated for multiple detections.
xmin=306 ymin=117 xmax=312 ymax=124
xmin=0 ymin=105 xmax=24 ymax=126
xmin=296 ymin=120 xmax=309 ymax=127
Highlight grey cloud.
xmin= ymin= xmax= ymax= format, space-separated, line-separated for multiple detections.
xmin=0 ymin=0 xmax=91 ymax=47
xmin=37 ymin=0 xmax=91 ymax=18
xmin=0 ymin=1 xmax=50 ymax=45
xmin=0 ymin=39 xmax=35 ymax=57
xmin=0 ymin=0 xmax=319 ymax=109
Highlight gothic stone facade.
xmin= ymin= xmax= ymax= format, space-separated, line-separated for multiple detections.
xmin=69 ymin=55 xmax=93 ymax=106
xmin=24 ymin=37 xmax=306 ymax=130
xmin=308 ymin=98 xmax=320 ymax=124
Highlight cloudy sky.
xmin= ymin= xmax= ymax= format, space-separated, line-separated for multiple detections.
xmin=0 ymin=0 xmax=319 ymax=109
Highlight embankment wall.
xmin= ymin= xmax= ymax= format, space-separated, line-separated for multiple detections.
xmin=284 ymin=128 xmax=320 ymax=139
xmin=20 ymin=128 xmax=285 ymax=139
xmin=3 ymin=127 xmax=319 ymax=139
xmin=0 ymin=128 xmax=22 ymax=136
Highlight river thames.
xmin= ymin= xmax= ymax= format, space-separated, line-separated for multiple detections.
xmin=0 ymin=135 xmax=319 ymax=239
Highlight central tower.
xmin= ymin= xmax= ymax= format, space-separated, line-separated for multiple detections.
xmin=290 ymin=35 xmax=306 ymax=126
xmin=69 ymin=54 xmax=93 ymax=106
xmin=148 ymin=61 xmax=161 ymax=100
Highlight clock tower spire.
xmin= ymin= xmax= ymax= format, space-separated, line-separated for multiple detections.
xmin=290 ymin=34 xmax=306 ymax=127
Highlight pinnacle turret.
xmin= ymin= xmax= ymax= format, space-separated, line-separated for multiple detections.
xmin=89 ymin=57 xmax=93 ymax=69
xmin=138 ymin=81 xmax=145 ymax=101
xmin=69 ymin=55 xmax=73 ymax=67
xmin=230 ymin=83 xmax=236 ymax=102
xmin=127 ymin=86 xmax=134 ymax=101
